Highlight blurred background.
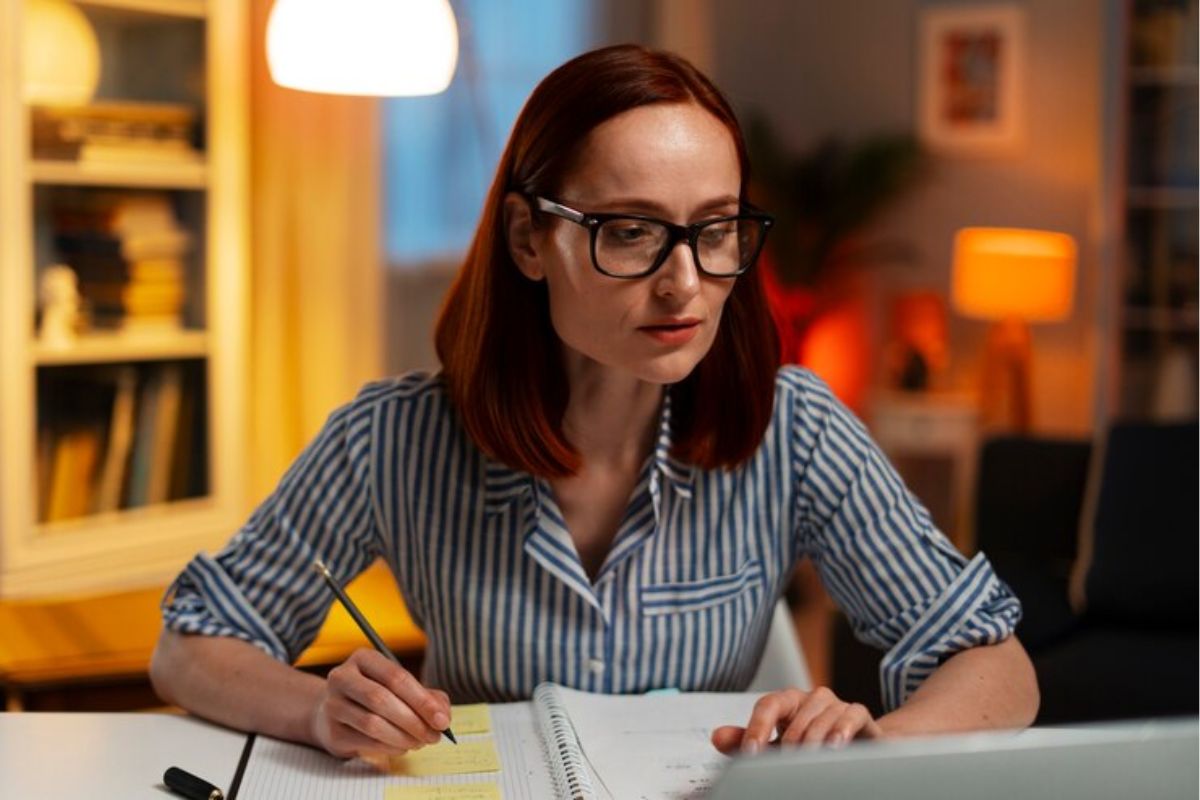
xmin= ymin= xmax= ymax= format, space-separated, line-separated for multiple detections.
xmin=1 ymin=0 xmax=1195 ymax=725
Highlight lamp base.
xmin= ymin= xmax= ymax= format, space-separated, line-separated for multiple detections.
xmin=979 ymin=317 xmax=1032 ymax=433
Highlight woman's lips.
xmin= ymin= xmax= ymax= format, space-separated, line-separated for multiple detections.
xmin=638 ymin=320 xmax=702 ymax=345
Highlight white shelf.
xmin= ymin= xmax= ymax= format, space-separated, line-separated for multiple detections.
xmin=1127 ymin=186 xmax=1199 ymax=209
xmin=1121 ymin=306 xmax=1200 ymax=332
xmin=1130 ymin=65 xmax=1200 ymax=86
xmin=32 ymin=330 xmax=209 ymax=365
xmin=74 ymin=0 xmax=207 ymax=19
xmin=30 ymin=159 xmax=208 ymax=190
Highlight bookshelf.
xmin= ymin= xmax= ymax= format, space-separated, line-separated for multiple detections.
xmin=0 ymin=0 xmax=247 ymax=598
xmin=1100 ymin=0 xmax=1199 ymax=424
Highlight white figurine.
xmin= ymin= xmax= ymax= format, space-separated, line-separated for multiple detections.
xmin=39 ymin=264 xmax=81 ymax=347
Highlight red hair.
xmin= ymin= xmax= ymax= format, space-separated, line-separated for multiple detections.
xmin=435 ymin=44 xmax=780 ymax=478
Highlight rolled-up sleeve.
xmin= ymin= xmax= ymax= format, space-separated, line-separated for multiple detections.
xmin=786 ymin=368 xmax=1021 ymax=711
xmin=162 ymin=393 xmax=383 ymax=662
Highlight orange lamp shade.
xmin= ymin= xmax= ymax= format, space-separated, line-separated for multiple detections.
xmin=951 ymin=228 xmax=1077 ymax=322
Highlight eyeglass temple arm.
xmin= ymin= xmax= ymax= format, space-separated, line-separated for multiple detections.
xmin=532 ymin=196 xmax=585 ymax=224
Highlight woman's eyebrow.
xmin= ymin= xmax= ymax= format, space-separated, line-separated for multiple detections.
xmin=585 ymin=195 xmax=741 ymax=216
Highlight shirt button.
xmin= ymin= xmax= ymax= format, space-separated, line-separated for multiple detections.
xmin=589 ymin=658 xmax=605 ymax=675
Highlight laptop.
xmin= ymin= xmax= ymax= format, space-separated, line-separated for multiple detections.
xmin=707 ymin=717 xmax=1199 ymax=800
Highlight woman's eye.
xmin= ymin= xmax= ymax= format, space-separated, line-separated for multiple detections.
xmin=700 ymin=225 xmax=734 ymax=245
xmin=607 ymin=224 xmax=650 ymax=243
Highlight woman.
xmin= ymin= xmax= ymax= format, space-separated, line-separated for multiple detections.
xmin=150 ymin=44 xmax=1037 ymax=761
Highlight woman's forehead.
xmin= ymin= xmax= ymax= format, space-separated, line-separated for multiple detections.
xmin=564 ymin=103 xmax=741 ymax=207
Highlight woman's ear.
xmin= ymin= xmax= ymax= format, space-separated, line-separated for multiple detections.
xmin=503 ymin=192 xmax=545 ymax=281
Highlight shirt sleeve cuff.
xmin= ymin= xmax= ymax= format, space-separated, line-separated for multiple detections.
xmin=878 ymin=552 xmax=1023 ymax=711
xmin=161 ymin=552 xmax=291 ymax=662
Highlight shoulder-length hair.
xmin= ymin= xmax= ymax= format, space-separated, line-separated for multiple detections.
xmin=435 ymin=44 xmax=780 ymax=478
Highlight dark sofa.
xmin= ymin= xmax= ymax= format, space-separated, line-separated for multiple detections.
xmin=832 ymin=420 xmax=1199 ymax=724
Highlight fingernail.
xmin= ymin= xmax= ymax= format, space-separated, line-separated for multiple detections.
xmin=830 ymin=732 xmax=845 ymax=747
xmin=743 ymin=739 xmax=761 ymax=755
xmin=433 ymin=712 xmax=450 ymax=730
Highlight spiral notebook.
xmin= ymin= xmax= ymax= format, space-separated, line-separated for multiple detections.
xmin=232 ymin=683 xmax=762 ymax=799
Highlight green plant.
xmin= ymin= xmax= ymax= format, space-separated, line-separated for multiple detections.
xmin=746 ymin=114 xmax=928 ymax=287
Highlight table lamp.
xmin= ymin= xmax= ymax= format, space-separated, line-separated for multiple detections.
xmin=951 ymin=227 xmax=1076 ymax=431
xmin=23 ymin=0 xmax=100 ymax=105
xmin=266 ymin=0 xmax=459 ymax=96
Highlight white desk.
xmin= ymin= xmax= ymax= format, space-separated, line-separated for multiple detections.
xmin=0 ymin=712 xmax=247 ymax=798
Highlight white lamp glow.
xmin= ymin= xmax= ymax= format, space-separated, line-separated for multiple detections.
xmin=23 ymin=0 xmax=101 ymax=105
xmin=266 ymin=0 xmax=459 ymax=96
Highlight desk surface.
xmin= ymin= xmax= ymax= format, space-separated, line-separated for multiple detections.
xmin=0 ymin=711 xmax=247 ymax=798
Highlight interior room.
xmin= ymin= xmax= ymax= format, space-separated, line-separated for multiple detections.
xmin=1 ymin=0 xmax=1196 ymax=795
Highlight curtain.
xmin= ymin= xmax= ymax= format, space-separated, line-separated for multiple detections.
xmin=246 ymin=0 xmax=383 ymax=504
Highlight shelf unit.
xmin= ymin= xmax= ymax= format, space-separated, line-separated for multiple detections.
xmin=0 ymin=0 xmax=247 ymax=598
xmin=1100 ymin=0 xmax=1199 ymax=424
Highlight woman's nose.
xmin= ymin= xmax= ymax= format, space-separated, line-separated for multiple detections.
xmin=653 ymin=239 xmax=701 ymax=299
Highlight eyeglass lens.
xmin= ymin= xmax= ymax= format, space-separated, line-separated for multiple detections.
xmin=594 ymin=217 xmax=765 ymax=276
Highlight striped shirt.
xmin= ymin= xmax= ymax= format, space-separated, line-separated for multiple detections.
xmin=163 ymin=366 xmax=1020 ymax=711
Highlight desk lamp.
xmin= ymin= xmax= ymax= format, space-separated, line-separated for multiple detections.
xmin=951 ymin=227 xmax=1076 ymax=432
xmin=266 ymin=0 xmax=459 ymax=96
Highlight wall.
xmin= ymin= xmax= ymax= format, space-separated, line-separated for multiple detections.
xmin=710 ymin=0 xmax=1105 ymax=435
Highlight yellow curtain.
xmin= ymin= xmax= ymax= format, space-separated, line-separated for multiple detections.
xmin=246 ymin=0 xmax=384 ymax=504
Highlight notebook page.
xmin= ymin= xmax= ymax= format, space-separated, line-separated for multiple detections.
xmin=235 ymin=702 xmax=554 ymax=799
xmin=552 ymin=687 xmax=763 ymax=800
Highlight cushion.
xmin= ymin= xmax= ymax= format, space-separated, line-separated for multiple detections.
xmin=1081 ymin=422 xmax=1198 ymax=628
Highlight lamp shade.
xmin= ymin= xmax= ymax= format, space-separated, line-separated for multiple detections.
xmin=23 ymin=0 xmax=101 ymax=105
xmin=266 ymin=0 xmax=458 ymax=96
xmin=951 ymin=227 xmax=1077 ymax=322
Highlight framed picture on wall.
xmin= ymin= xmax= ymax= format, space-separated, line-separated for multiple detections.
xmin=917 ymin=4 xmax=1026 ymax=154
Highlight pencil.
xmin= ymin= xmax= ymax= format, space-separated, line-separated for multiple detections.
xmin=312 ymin=558 xmax=458 ymax=745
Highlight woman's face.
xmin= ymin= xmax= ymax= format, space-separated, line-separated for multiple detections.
xmin=513 ymin=102 xmax=742 ymax=386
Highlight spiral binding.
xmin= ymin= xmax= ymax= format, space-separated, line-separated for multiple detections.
xmin=533 ymin=683 xmax=599 ymax=800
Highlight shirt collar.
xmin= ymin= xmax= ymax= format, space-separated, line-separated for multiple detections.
xmin=653 ymin=390 xmax=695 ymax=500
xmin=481 ymin=389 xmax=695 ymax=511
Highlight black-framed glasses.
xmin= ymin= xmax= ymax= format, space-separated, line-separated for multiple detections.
xmin=531 ymin=196 xmax=774 ymax=279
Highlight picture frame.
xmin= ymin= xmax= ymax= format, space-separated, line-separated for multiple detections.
xmin=917 ymin=4 xmax=1026 ymax=154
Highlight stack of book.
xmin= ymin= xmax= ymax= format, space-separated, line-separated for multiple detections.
xmin=38 ymin=363 xmax=204 ymax=521
xmin=31 ymin=101 xmax=201 ymax=164
xmin=52 ymin=191 xmax=191 ymax=332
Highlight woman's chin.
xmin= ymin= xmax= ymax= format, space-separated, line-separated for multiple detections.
xmin=631 ymin=351 xmax=706 ymax=385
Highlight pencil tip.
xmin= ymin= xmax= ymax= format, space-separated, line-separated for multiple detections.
xmin=443 ymin=728 xmax=458 ymax=745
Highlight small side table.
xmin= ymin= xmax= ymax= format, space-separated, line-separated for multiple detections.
xmin=868 ymin=391 xmax=980 ymax=553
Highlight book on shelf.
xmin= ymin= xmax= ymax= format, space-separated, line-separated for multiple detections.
xmin=31 ymin=102 xmax=200 ymax=163
xmin=52 ymin=191 xmax=181 ymax=237
xmin=145 ymin=364 xmax=184 ymax=505
xmin=93 ymin=367 xmax=139 ymax=514
xmin=44 ymin=425 xmax=104 ymax=522
xmin=125 ymin=364 xmax=188 ymax=509
xmin=55 ymin=228 xmax=193 ymax=262
xmin=51 ymin=191 xmax=192 ymax=332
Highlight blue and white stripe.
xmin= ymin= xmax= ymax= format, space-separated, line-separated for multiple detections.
xmin=163 ymin=366 xmax=1021 ymax=711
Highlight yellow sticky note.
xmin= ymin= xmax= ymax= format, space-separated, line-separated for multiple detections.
xmin=388 ymin=739 xmax=501 ymax=777
xmin=384 ymin=784 xmax=501 ymax=800
xmin=450 ymin=704 xmax=492 ymax=735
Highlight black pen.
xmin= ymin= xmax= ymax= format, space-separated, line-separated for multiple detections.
xmin=312 ymin=558 xmax=458 ymax=744
xmin=164 ymin=766 xmax=223 ymax=800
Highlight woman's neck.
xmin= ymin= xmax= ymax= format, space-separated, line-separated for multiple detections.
xmin=560 ymin=353 xmax=663 ymax=471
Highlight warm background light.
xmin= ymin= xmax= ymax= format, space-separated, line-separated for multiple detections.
xmin=950 ymin=227 xmax=1078 ymax=432
xmin=952 ymin=227 xmax=1077 ymax=322
xmin=22 ymin=0 xmax=101 ymax=105
xmin=266 ymin=0 xmax=459 ymax=96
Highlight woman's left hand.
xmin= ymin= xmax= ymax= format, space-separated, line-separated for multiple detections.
xmin=712 ymin=687 xmax=884 ymax=754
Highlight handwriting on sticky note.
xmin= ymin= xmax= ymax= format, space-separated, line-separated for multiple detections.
xmin=450 ymin=704 xmax=492 ymax=735
xmin=387 ymin=739 xmax=501 ymax=777
xmin=384 ymin=784 xmax=501 ymax=800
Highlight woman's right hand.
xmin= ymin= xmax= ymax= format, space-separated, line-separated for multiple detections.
xmin=309 ymin=648 xmax=452 ymax=759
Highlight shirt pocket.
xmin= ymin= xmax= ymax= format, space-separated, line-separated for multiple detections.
xmin=640 ymin=559 xmax=765 ymax=616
